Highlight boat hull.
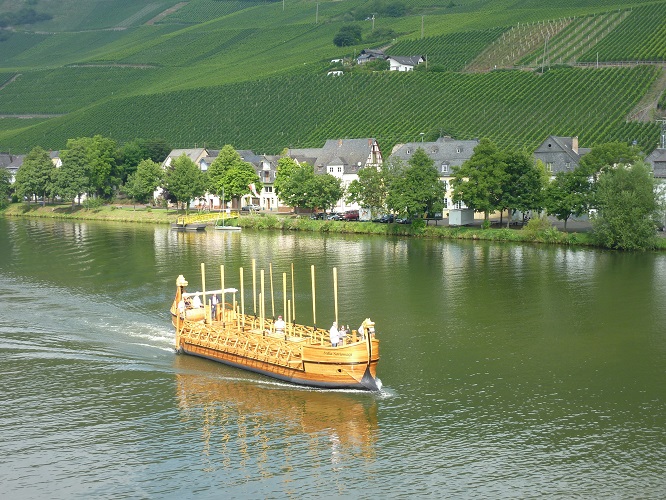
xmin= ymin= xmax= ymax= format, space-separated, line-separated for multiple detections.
xmin=172 ymin=311 xmax=379 ymax=390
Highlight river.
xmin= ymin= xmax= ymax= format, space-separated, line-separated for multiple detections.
xmin=1 ymin=218 xmax=665 ymax=498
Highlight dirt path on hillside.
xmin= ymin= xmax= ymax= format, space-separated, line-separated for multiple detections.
xmin=0 ymin=73 xmax=21 ymax=91
xmin=628 ymin=64 xmax=666 ymax=121
xmin=146 ymin=2 xmax=188 ymax=25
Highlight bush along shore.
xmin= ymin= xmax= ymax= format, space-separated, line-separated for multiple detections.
xmin=3 ymin=203 xmax=665 ymax=250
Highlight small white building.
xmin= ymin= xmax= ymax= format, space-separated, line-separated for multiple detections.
xmin=387 ymin=55 xmax=424 ymax=72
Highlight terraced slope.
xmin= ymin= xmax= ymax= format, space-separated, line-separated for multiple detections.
xmin=0 ymin=66 xmax=658 ymax=154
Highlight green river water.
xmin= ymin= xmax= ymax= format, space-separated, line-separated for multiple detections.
xmin=1 ymin=217 xmax=665 ymax=498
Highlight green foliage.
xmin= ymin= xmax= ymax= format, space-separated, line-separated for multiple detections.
xmin=365 ymin=28 xmax=397 ymax=44
xmin=500 ymin=149 xmax=545 ymax=218
xmin=592 ymin=161 xmax=659 ymax=250
xmin=334 ymin=25 xmax=362 ymax=47
xmin=64 ymin=135 xmax=119 ymax=198
xmin=0 ymin=167 xmax=11 ymax=208
xmin=544 ymin=168 xmax=591 ymax=230
xmin=56 ymin=143 xmax=90 ymax=205
xmin=578 ymin=141 xmax=643 ymax=176
xmin=350 ymin=1 xmax=407 ymax=21
xmin=273 ymin=157 xmax=342 ymax=211
xmin=124 ymin=159 xmax=162 ymax=207
xmin=207 ymin=144 xmax=261 ymax=203
xmin=521 ymin=215 xmax=561 ymax=242
xmin=346 ymin=164 xmax=390 ymax=212
xmin=0 ymin=8 xmax=52 ymax=28
xmin=452 ymin=139 xmax=507 ymax=220
xmin=387 ymin=148 xmax=445 ymax=218
xmin=164 ymin=154 xmax=206 ymax=212
xmin=117 ymin=138 xmax=171 ymax=182
xmin=14 ymin=146 xmax=54 ymax=205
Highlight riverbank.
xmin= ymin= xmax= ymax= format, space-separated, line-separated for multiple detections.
xmin=3 ymin=203 xmax=665 ymax=250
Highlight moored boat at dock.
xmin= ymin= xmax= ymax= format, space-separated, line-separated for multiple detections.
xmin=170 ymin=263 xmax=380 ymax=390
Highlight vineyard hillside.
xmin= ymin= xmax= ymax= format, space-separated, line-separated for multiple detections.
xmin=0 ymin=0 xmax=665 ymax=154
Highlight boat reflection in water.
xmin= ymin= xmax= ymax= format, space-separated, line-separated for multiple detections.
xmin=174 ymin=357 xmax=379 ymax=476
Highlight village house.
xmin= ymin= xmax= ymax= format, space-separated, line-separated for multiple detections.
xmin=533 ymin=136 xmax=590 ymax=176
xmin=386 ymin=55 xmax=424 ymax=72
xmin=287 ymin=138 xmax=383 ymax=213
xmin=0 ymin=153 xmax=24 ymax=184
xmin=390 ymin=136 xmax=479 ymax=216
xmin=356 ymin=49 xmax=385 ymax=65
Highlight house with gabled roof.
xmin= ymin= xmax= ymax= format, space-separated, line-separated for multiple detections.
xmin=357 ymin=49 xmax=385 ymax=65
xmin=533 ymin=136 xmax=590 ymax=176
xmin=0 ymin=153 xmax=24 ymax=183
xmin=390 ymin=136 xmax=479 ymax=216
xmin=387 ymin=55 xmax=424 ymax=72
xmin=162 ymin=148 xmax=209 ymax=171
xmin=287 ymin=138 xmax=383 ymax=212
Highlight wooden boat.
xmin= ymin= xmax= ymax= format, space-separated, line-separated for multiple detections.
xmin=170 ymin=263 xmax=380 ymax=390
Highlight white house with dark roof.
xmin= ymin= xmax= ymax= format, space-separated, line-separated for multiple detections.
xmin=387 ymin=55 xmax=424 ymax=72
xmin=390 ymin=136 xmax=479 ymax=215
xmin=287 ymin=138 xmax=383 ymax=212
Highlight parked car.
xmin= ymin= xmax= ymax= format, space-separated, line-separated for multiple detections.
xmin=343 ymin=210 xmax=359 ymax=221
xmin=327 ymin=213 xmax=342 ymax=220
xmin=310 ymin=212 xmax=326 ymax=220
xmin=396 ymin=217 xmax=412 ymax=224
xmin=241 ymin=204 xmax=260 ymax=211
xmin=373 ymin=214 xmax=394 ymax=223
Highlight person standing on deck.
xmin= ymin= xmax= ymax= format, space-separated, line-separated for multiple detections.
xmin=330 ymin=321 xmax=339 ymax=347
xmin=274 ymin=315 xmax=286 ymax=335
xmin=210 ymin=294 xmax=219 ymax=320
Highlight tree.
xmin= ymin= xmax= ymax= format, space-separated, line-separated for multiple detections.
xmin=0 ymin=168 xmax=11 ymax=208
xmin=499 ymin=149 xmax=544 ymax=226
xmin=346 ymin=164 xmax=391 ymax=213
xmin=592 ymin=161 xmax=659 ymax=250
xmin=55 ymin=142 xmax=89 ymax=206
xmin=64 ymin=135 xmax=119 ymax=198
xmin=579 ymin=141 xmax=643 ymax=177
xmin=164 ymin=154 xmax=206 ymax=213
xmin=307 ymin=172 xmax=343 ymax=212
xmin=451 ymin=139 xmax=508 ymax=222
xmin=207 ymin=145 xmax=261 ymax=205
xmin=386 ymin=148 xmax=445 ymax=219
xmin=274 ymin=157 xmax=341 ymax=212
xmin=124 ymin=159 xmax=162 ymax=209
xmin=334 ymin=24 xmax=362 ymax=47
xmin=544 ymin=168 xmax=591 ymax=231
xmin=14 ymin=146 xmax=54 ymax=206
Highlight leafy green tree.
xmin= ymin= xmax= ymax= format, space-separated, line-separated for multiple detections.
xmin=579 ymin=141 xmax=643 ymax=177
xmin=56 ymin=142 xmax=89 ymax=206
xmin=387 ymin=148 xmax=445 ymax=219
xmin=308 ymin=172 xmax=343 ymax=212
xmin=451 ymin=139 xmax=507 ymax=222
xmin=124 ymin=159 xmax=162 ymax=210
xmin=207 ymin=145 xmax=261 ymax=205
xmin=164 ymin=154 xmax=206 ymax=213
xmin=544 ymin=168 xmax=591 ymax=231
xmin=334 ymin=25 xmax=362 ymax=47
xmin=117 ymin=138 xmax=171 ymax=184
xmin=592 ymin=161 xmax=659 ymax=250
xmin=0 ymin=168 xmax=11 ymax=208
xmin=274 ymin=157 xmax=341 ymax=212
xmin=499 ymin=149 xmax=544 ymax=226
xmin=346 ymin=164 xmax=391 ymax=213
xmin=14 ymin=146 xmax=54 ymax=206
xmin=64 ymin=135 xmax=119 ymax=198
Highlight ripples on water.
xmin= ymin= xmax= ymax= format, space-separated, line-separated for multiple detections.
xmin=1 ymin=219 xmax=665 ymax=498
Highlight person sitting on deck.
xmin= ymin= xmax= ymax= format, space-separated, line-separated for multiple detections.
xmin=274 ymin=315 xmax=286 ymax=335
xmin=330 ymin=321 xmax=339 ymax=347
xmin=192 ymin=294 xmax=202 ymax=309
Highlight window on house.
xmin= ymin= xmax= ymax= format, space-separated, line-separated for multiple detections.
xmin=329 ymin=167 xmax=334 ymax=173
xmin=565 ymin=162 xmax=571 ymax=169
xmin=442 ymin=181 xmax=448 ymax=191
xmin=546 ymin=162 xmax=553 ymax=172
xmin=456 ymin=147 xmax=462 ymax=153
xmin=406 ymin=149 xmax=411 ymax=154
xmin=265 ymin=186 xmax=273 ymax=193
xmin=441 ymin=163 xmax=449 ymax=173
xmin=454 ymin=200 xmax=463 ymax=209
xmin=338 ymin=167 xmax=342 ymax=173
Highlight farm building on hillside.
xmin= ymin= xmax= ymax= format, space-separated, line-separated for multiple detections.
xmin=356 ymin=49 xmax=385 ymax=64
xmin=387 ymin=55 xmax=424 ymax=72
xmin=390 ymin=136 xmax=479 ymax=216
xmin=533 ymin=136 xmax=590 ymax=176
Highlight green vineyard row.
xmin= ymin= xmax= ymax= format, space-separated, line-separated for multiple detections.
xmin=0 ymin=66 xmax=659 ymax=155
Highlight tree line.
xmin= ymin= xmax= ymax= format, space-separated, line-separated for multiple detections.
xmin=4 ymin=134 xmax=664 ymax=250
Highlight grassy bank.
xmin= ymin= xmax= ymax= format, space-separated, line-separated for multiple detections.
xmin=4 ymin=203 xmax=665 ymax=250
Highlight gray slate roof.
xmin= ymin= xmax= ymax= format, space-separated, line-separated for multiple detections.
xmin=646 ymin=148 xmax=666 ymax=178
xmin=289 ymin=138 xmax=380 ymax=175
xmin=390 ymin=137 xmax=479 ymax=170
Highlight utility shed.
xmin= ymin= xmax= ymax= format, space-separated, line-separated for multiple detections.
xmin=449 ymin=208 xmax=474 ymax=226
